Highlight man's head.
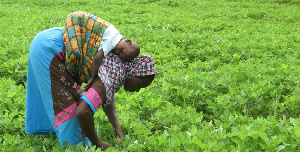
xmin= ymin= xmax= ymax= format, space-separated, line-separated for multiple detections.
xmin=114 ymin=39 xmax=140 ymax=62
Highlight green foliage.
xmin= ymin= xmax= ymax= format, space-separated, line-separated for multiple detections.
xmin=0 ymin=78 xmax=25 ymax=136
xmin=0 ymin=0 xmax=299 ymax=151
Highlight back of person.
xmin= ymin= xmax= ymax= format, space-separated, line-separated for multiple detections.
xmin=62 ymin=11 xmax=111 ymax=83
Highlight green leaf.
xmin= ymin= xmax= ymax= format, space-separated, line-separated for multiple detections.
xmin=276 ymin=145 xmax=286 ymax=152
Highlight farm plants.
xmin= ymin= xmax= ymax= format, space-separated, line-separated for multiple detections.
xmin=1 ymin=0 xmax=300 ymax=151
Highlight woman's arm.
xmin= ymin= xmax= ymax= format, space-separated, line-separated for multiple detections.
xmin=76 ymin=101 xmax=111 ymax=150
xmin=103 ymin=101 xmax=124 ymax=139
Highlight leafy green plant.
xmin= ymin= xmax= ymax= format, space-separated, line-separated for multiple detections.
xmin=1 ymin=0 xmax=299 ymax=151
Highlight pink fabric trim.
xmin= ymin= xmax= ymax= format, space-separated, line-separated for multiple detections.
xmin=54 ymin=51 xmax=64 ymax=60
xmin=85 ymin=88 xmax=102 ymax=112
xmin=54 ymin=102 xmax=77 ymax=128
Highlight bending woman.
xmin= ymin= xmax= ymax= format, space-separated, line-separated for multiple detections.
xmin=25 ymin=27 xmax=155 ymax=150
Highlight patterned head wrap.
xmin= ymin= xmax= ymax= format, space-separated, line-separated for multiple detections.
xmin=62 ymin=11 xmax=110 ymax=83
xmin=125 ymin=55 xmax=156 ymax=78
xmin=98 ymin=53 xmax=155 ymax=105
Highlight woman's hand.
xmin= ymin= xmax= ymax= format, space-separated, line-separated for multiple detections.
xmin=97 ymin=141 xmax=111 ymax=151
xmin=114 ymin=128 xmax=124 ymax=139
xmin=114 ymin=129 xmax=124 ymax=145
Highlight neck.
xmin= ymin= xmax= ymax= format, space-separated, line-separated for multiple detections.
xmin=114 ymin=38 xmax=125 ymax=51
xmin=111 ymin=49 xmax=117 ymax=54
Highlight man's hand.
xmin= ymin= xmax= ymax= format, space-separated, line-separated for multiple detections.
xmin=84 ymin=78 xmax=94 ymax=91
xmin=76 ymin=85 xmax=83 ymax=96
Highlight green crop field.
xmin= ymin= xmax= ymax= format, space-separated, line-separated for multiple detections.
xmin=0 ymin=0 xmax=299 ymax=151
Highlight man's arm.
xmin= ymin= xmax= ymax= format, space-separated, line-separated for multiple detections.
xmin=85 ymin=50 xmax=104 ymax=91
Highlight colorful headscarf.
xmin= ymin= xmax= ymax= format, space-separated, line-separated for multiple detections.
xmin=125 ymin=55 xmax=156 ymax=78
xmin=98 ymin=53 xmax=155 ymax=105
xmin=62 ymin=11 xmax=110 ymax=83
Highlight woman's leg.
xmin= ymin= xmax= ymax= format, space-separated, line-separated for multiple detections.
xmin=25 ymin=27 xmax=64 ymax=135
xmin=25 ymin=59 xmax=55 ymax=134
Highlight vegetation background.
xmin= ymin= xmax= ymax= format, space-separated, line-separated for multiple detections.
xmin=0 ymin=0 xmax=299 ymax=151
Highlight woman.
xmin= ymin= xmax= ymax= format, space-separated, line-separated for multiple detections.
xmin=25 ymin=21 xmax=155 ymax=150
